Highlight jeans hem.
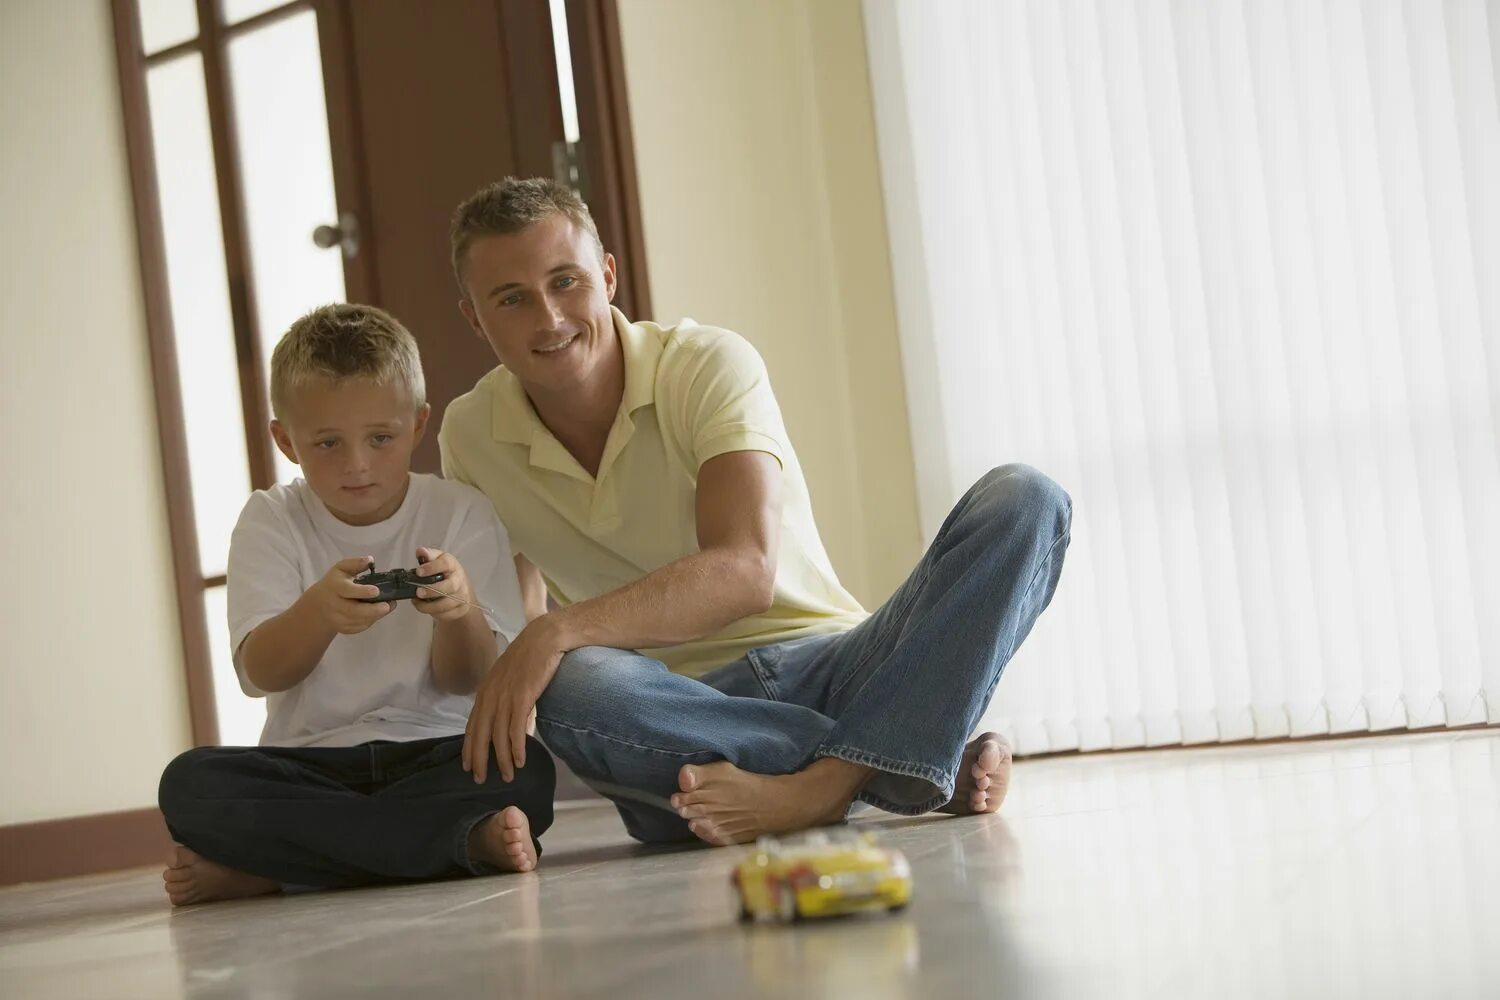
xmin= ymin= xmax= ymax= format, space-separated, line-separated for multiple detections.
xmin=815 ymin=744 xmax=951 ymax=816
xmin=452 ymin=810 xmax=499 ymax=875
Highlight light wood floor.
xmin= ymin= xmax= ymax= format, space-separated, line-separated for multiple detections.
xmin=2 ymin=729 xmax=1495 ymax=999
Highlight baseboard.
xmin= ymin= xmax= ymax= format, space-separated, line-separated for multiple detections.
xmin=0 ymin=808 xmax=173 ymax=886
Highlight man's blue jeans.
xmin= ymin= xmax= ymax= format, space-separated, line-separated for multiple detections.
xmin=535 ymin=464 xmax=1072 ymax=843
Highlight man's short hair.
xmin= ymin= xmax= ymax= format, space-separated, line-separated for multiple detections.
xmin=269 ymin=303 xmax=426 ymax=419
xmin=449 ymin=176 xmax=603 ymax=292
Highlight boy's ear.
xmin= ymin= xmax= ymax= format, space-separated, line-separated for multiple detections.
xmin=269 ymin=420 xmax=300 ymax=466
xmin=411 ymin=403 xmax=432 ymax=447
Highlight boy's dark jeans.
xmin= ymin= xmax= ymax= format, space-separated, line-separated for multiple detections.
xmin=158 ymin=735 xmax=555 ymax=889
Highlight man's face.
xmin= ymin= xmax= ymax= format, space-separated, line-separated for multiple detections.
xmin=458 ymin=214 xmax=618 ymax=395
xmin=271 ymin=376 xmax=429 ymax=526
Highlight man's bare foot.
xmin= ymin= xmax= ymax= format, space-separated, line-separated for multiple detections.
xmin=669 ymin=757 xmax=873 ymax=847
xmin=938 ymin=732 xmax=1013 ymax=815
xmin=467 ymin=805 xmax=538 ymax=873
xmin=161 ymin=846 xmax=278 ymax=907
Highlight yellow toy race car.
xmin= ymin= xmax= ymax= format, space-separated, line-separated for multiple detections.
xmin=732 ymin=829 xmax=912 ymax=923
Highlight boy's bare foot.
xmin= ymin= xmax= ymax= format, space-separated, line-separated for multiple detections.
xmin=669 ymin=757 xmax=873 ymax=847
xmin=162 ymin=846 xmax=278 ymax=907
xmin=938 ymin=732 xmax=1013 ymax=815
xmin=467 ymin=805 xmax=538 ymax=873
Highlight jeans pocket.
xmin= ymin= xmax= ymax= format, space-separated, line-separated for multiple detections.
xmin=744 ymin=644 xmax=783 ymax=700
xmin=752 ymin=633 xmax=844 ymax=708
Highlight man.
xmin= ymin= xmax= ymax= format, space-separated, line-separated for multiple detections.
xmin=438 ymin=178 xmax=1071 ymax=846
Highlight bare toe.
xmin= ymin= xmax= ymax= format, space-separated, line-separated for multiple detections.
xmin=940 ymin=733 xmax=1013 ymax=816
xmin=470 ymin=807 xmax=538 ymax=874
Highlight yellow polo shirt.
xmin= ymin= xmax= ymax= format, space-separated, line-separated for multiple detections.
xmin=438 ymin=306 xmax=867 ymax=677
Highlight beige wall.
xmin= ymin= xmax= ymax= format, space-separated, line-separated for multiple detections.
xmin=617 ymin=0 xmax=922 ymax=608
xmin=0 ymin=0 xmax=919 ymax=827
xmin=0 ymin=0 xmax=191 ymax=824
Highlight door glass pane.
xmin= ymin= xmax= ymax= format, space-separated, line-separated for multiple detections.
xmin=145 ymin=55 xmax=253 ymax=577
xmin=139 ymin=0 xmax=198 ymax=55
xmin=548 ymin=0 xmax=581 ymax=144
xmin=204 ymin=584 xmax=266 ymax=746
xmin=220 ymin=0 xmax=296 ymax=25
xmin=228 ymin=9 xmax=346 ymax=485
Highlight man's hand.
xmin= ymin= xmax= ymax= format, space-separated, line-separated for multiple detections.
xmin=306 ymin=556 xmax=393 ymax=635
xmin=410 ymin=547 xmax=476 ymax=623
xmin=463 ymin=616 xmax=567 ymax=783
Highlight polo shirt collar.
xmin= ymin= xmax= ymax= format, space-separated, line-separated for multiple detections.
xmin=489 ymin=306 xmax=665 ymax=463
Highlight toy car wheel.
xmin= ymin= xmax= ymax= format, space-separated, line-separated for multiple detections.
xmin=776 ymin=885 xmax=799 ymax=923
xmin=733 ymin=888 xmax=753 ymax=922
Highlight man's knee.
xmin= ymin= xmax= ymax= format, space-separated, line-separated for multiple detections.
xmin=975 ymin=463 xmax=1072 ymax=530
xmin=538 ymin=645 xmax=662 ymax=720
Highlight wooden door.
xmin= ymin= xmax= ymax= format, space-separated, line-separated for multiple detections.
xmin=316 ymin=0 xmax=650 ymax=473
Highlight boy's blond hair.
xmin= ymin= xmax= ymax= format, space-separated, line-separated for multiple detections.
xmin=269 ymin=303 xmax=426 ymax=420
xmin=449 ymin=176 xmax=603 ymax=292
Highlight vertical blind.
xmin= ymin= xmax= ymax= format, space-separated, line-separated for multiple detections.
xmin=865 ymin=0 xmax=1499 ymax=754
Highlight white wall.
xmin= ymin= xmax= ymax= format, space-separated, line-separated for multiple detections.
xmin=616 ymin=0 xmax=923 ymax=607
xmin=0 ymin=0 xmax=192 ymax=824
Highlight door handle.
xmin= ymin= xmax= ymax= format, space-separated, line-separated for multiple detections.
xmin=312 ymin=211 xmax=360 ymax=259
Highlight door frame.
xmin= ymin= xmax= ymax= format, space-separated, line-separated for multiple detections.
xmin=565 ymin=0 xmax=652 ymax=320
xmin=110 ymin=0 xmax=650 ymax=751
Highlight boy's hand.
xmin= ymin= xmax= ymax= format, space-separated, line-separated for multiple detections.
xmin=411 ymin=547 xmax=476 ymax=623
xmin=307 ymin=556 xmax=393 ymax=635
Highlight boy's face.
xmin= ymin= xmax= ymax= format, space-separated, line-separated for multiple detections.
xmin=457 ymin=214 xmax=618 ymax=397
xmin=270 ymin=376 xmax=430 ymax=526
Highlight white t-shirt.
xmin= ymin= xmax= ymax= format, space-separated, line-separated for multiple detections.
xmin=226 ymin=473 xmax=525 ymax=748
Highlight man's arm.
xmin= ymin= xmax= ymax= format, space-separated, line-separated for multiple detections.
xmin=463 ymin=450 xmax=782 ymax=781
xmin=550 ymin=450 xmax=780 ymax=649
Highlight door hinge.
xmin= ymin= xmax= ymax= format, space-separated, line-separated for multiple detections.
xmin=552 ymin=139 xmax=588 ymax=199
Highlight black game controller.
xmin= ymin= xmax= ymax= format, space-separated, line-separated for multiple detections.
xmin=355 ymin=564 xmax=447 ymax=603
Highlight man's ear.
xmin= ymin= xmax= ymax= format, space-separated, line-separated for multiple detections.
xmin=602 ymin=252 xmax=618 ymax=304
xmin=459 ymin=297 xmax=485 ymax=342
xmin=411 ymin=403 xmax=432 ymax=447
xmin=269 ymin=420 xmax=300 ymax=465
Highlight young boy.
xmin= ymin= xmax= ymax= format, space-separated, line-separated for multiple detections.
xmin=157 ymin=303 xmax=554 ymax=906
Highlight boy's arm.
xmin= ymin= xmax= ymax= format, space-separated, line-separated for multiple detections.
xmin=411 ymin=533 xmax=518 ymax=694
xmin=414 ymin=544 xmax=498 ymax=694
xmin=432 ymin=442 xmax=518 ymax=689
xmin=238 ymin=593 xmax=337 ymax=693
xmin=239 ymin=556 xmax=394 ymax=693
xmin=514 ymin=553 xmax=549 ymax=622
xmin=428 ymin=604 xmax=498 ymax=695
